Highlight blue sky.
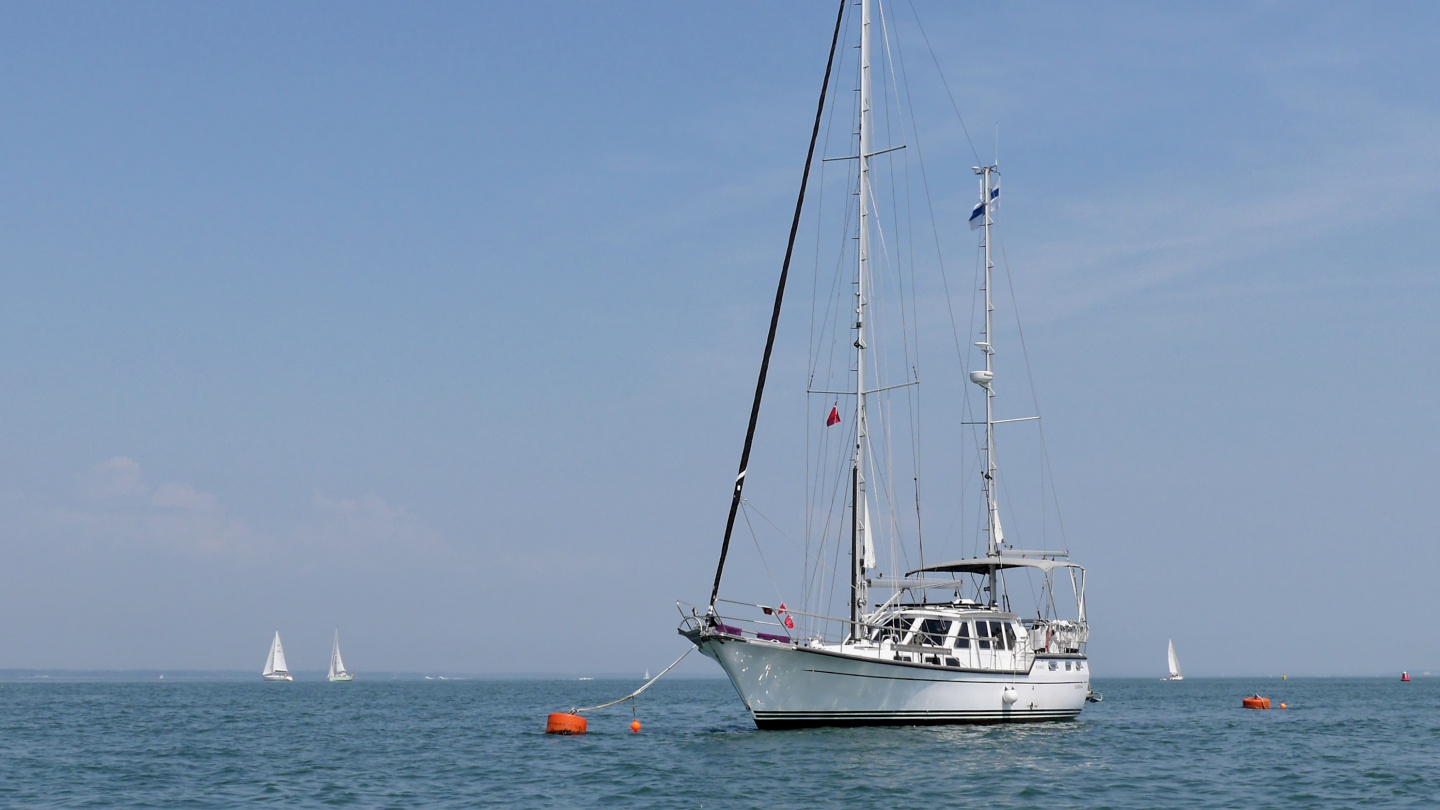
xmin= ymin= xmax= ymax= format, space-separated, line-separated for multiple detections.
xmin=1 ymin=1 xmax=1437 ymax=677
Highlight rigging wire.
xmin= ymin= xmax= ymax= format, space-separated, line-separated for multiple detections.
xmin=707 ymin=0 xmax=847 ymax=610
xmin=886 ymin=21 xmax=929 ymax=575
xmin=904 ymin=0 xmax=982 ymax=166
xmin=888 ymin=3 xmax=989 ymax=564
xmin=741 ymin=503 xmax=786 ymax=611
xmin=996 ymin=229 xmax=1072 ymax=552
xmin=745 ymin=497 xmax=842 ymax=584
xmin=875 ymin=0 xmax=922 ymax=581
xmin=804 ymin=5 xmax=853 ymax=620
xmin=807 ymin=44 xmax=860 ymax=620
xmin=770 ymin=1 xmax=1070 ymax=620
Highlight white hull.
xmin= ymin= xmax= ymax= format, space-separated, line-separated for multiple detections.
xmin=262 ymin=673 xmax=293 ymax=682
xmin=329 ymin=674 xmax=353 ymax=682
xmin=696 ymin=635 xmax=1089 ymax=729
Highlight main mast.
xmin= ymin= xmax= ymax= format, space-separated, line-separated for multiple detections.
xmin=850 ymin=0 xmax=873 ymax=639
xmin=971 ymin=164 xmax=1002 ymax=605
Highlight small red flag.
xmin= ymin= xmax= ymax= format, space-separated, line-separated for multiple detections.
xmin=778 ymin=603 xmax=786 ymax=612
xmin=826 ymin=406 xmax=841 ymax=427
xmin=784 ymin=615 xmax=795 ymax=629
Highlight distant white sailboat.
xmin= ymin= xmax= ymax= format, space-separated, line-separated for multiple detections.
xmin=1163 ymin=638 xmax=1184 ymax=681
xmin=263 ymin=631 xmax=293 ymax=682
xmin=328 ymin=629 xmax=354 ymax=682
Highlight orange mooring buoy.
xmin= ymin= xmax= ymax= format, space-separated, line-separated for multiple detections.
xmin=630 ymin=719 xmax=642 ymax=733
xmin=1402 ymin=671 xmax=1411 ymax=682
xmin=1241 ymin=694 xmax=1271 ymax=710
xmin=546 ymin=712 xmax=588 ymax=735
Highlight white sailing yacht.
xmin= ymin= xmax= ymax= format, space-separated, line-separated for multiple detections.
xmin=678 ymin=0 xmax=1093 ymax=728
xmin=262 ymin=631 xmax=292 ymax=682
xmin=329 ymin=629 xmax=354 ymax=682
xmin=1163 ymin=639 xmax=1183 ymax=681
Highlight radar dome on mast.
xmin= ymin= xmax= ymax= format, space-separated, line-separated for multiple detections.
xmin=969 ymin=369 xmax=994 ymax=388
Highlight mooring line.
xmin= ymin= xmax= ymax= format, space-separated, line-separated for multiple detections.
xmin=569 ymin=647 xmax=695 ymax=714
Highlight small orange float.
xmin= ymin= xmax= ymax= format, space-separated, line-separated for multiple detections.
xmin=630 ymin=719 xmax=642 ymax=733
xmin=1242 ymin=694 xmax=1271 ymax=710
xmin=546 ymin=712 xmax=588 ymax=735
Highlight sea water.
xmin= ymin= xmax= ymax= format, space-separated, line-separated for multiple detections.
xmin=1 ymin=676 xmax=1436 ymax=807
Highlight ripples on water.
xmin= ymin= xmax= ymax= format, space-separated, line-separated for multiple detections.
xmin=0 ymin=676 xmax=1436 ymax=807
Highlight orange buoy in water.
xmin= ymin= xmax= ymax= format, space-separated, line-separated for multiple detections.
xmin=1402 ymin=671 xmax=1411 ymax=682
xmin=1242 ymin=694 xmax=1271 ymax=710
xmin=1279 ymin=703 xmax=1287 ymax=709
xmin=630 ymin=719 xmax=642 ymax=733
xmin=546 ymin=713 xmax=588 ymax=735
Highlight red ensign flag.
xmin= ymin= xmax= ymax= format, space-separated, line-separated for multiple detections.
xmin=826 ymin=406 xmax=841 ymax=426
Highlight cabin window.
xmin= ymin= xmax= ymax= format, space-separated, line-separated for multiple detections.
xmin=1001 ymin=623 xmax=1017 ymax=651
xmin=916 ymin=618 xmax=950 ymax=647
xmin=987 ymin=621 xmax=1009 ymax=651
xmin=1065 ymin=661 xmax=1072 ymax=671
xmin=975 ymin=620 xmax=992 ymax=650
xmin=873 ymin=616 xmax=911 ymax=643
xmin=1076 ymin=661 xmax=1084 ymax=671
xmin=945 ymin=657 xmax=959 ymax=667
xmin=1048 ymin=661 xmax=1058 ymax=671
xmin=953 ymin=622 xmax=971 ymax=649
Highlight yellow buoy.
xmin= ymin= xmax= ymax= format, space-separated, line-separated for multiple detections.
xmin=630 ymin=719 xmax=642 ymax=733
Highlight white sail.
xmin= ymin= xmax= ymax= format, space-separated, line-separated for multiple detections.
xmin=263 ymin=635 xmax=276 ymax=676
xmin=989 ymin=493 xmax=1005 ymax=548
xmin=270 ymin=631 xmax=289 ymax=675
xmin=861 ymin=499 xmax=876 ymax=569
xmin=329 ymin=630 xmax=347 ymax=679
xmin=1167 ymin=638 xmax=1182 ymax=679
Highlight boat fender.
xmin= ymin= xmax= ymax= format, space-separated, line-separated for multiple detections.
xmin=1001 ymin=687 xmax=1019 ymax=705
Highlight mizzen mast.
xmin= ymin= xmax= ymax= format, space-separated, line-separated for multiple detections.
xmin=970 ymin=163 xmax=1002 ymax=605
